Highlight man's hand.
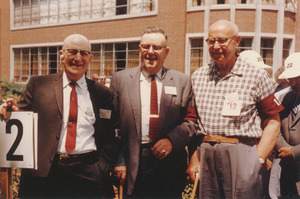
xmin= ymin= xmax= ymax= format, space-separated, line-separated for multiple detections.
xmin=114 ymin=166 xmax=126 ymax=185
xmin=0 ymin=98 xmax=19 ymax=119
xmin=151 ymin=138 xmax=173 ymax=160
xmin=186 ymin=150 xmax=200 ymax=183
xmin=266 ymin=158 xmax=272 ymax=171
xmin=278 ymin=147 xmax=292 ymax=158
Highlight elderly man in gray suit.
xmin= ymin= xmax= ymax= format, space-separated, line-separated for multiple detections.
xmin=273 ymin=52 xmax=300 ymax=198
xmin=111 ymin=27 xmax=198 ymax=198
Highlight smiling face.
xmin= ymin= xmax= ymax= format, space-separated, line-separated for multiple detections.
xmin=139 ymin=33 xmax=169 ymax=75
xmin=208 ymin=20 xmax=241 ymax=69
xmin=59 ymin=34 xmax=93 ymax=82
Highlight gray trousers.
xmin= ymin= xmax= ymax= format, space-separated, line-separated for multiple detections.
xmin=198 ymin=142 xmax=264 ymax=199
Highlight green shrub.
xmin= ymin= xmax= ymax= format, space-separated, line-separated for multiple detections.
xmin=0 ymin=79 xmax=25 ymax=103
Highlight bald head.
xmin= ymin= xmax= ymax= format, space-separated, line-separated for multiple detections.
xmin=209 ymin=20 xmax=239 ymax=37
xmin=62 ymin=34 xmax=91 ymax=51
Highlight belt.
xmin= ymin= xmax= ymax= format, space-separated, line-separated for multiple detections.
xmin=141 ymin=142 xmax=155 ymax=148
xmin=203 ymin=136 xmax=259 ymax=144
xmin=56 ymin=151 xmax=97 ymax=162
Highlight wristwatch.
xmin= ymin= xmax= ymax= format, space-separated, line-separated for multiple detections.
xmin=259 ymin=157 xmax=265 ymax=164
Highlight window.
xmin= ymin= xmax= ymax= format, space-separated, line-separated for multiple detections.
xmin=90 ymin=42 xmax=139 ymax=77
xmin=262 ymin=0 xmax=275 ymax=5
xmin=192 ymin=0 xmax=204 ymax=6
xmin=260 ymin=38 xmax=274 ymax=67
xmin=282 ymin=39 xmax=292 ymax=66
xmin=238 ymin=38 xmax=253 ymax=53
xmin=13 ymin=42 xmax=139 ymax=83
xmin=212 ymin=0 xmax=228 ymax=4
xmin=13 ymin=0 xmax=155 ymax=28
xmin=237 ymin=0 xmax=253 ymax=4
xmin=13 ymin=46 xmax=61 ymax=83
xmin=190 ymin=39 xmax=204 ymax=76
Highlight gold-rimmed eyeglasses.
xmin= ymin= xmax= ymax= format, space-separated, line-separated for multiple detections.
xmin=206 ymin=35 xmax=237 ymax=46
xmin=139 ymin=44 xmax=166 ymax=52
xmin=64 ymin=49 xmax=91 ymax=58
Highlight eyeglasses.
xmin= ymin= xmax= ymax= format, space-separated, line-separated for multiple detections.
xmin=64 ymin=49 xmax=91 ymax=58
xmin=140 ymin=44 xmax=166 ymax=52
xmin=206 ymin=35 xmax=237 ymax=46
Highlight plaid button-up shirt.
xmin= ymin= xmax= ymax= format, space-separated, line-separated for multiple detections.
xmin=192 ymin=56 xmax=274 ymax=138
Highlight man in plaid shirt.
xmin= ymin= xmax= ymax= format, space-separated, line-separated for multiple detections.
xmin=186 ymin=20 xmax=284 ymax=199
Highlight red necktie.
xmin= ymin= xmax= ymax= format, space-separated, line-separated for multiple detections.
xmin=66 ymin=82 xmax=77 ymax=152
xmin=149 ymin=75 xmax=159 ymax=142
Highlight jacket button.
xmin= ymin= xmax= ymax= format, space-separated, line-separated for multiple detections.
xmin=49 ymin=159 xmax=52 ymax=163
xmin=56 ymin=136 xmax=59 ymax=140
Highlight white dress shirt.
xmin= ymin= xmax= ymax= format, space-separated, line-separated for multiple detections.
xmin=57 ymin=72 xmax=97 ymax=154
xmin=140 ymin=69 xmax=162 ymax=143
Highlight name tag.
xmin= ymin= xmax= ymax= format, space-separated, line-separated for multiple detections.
xmin=99 ymin=109 xmax=111 ymax=119
xmin=222 ymin=92 xmax=241 ymax=116
xmin=165 ymin=86 xmax=177 ymax=95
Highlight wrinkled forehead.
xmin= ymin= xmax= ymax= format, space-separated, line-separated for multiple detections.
xmin=63 ymin=35 xmax=91 ymax=51
xmin=140 ymin=33 xmax=167 ymax=46
xmin=209 ymin=23 xmax=237 ymax=38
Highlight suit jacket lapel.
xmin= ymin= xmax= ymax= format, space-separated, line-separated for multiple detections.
xmin=159 ymin=67 xmax=174 ymax=133
xmin=54 ymin=72 xmax=63 ymax=118
xmin=128 ymin=67 xmax=142 ymax=141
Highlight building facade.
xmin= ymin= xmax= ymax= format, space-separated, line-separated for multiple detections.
xmin=0 ymin=0 xmax=299 ymax=83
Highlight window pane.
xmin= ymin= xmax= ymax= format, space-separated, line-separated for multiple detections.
xmin=31 ymin=0 xmax=39 ymax=25
xmin=103 ymin=0 xmax=116 ymax=16
xmin=49 ymin=47 xmax=58 ymax=74
xmin=116 ymin=0 xmax=127 ymax=15
xmin=190 ymin=39 xmax=203 ymax=76
xmin=31 ymin=48 xmax=39 ymax=75
xmin=69 ymin=0 xmax=79 ymax=21
xmin=49 ymin=0 xmax=58 ymax=23
xmin=22 ymin=0 xmax=30 ymax=26
xmin=81 ymin=0 xmax=91 ymax=19
xmin=59 ymin=0 xmax=68 ymax=22
xmin=262 ymin=0 xmax=275 ymax=5
xmin=260 ymin=38 xmax=274 ymax=67
xmin=238 ymin=38 xmax=253 ymax=53
xmin=14 ymin=0 xmax=22 ymax=26
xmin=282 ymin=39 xmax=291 ymax=66
xmin=192 ymin=0 xmax=205 ymax=6
xmin=40 ymin=0 xmax=49 ymax=24
xmin=238 ymin=0 xmax=253 ymax=3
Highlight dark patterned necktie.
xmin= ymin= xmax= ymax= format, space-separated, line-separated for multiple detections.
xmin=66 ymin=82 xmax=77 ymax=152
xmin=149 ymin=75 xmax=159 ymax=142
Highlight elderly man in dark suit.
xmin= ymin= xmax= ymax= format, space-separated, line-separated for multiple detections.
xmin=273 ymin=52 xmax=300 ymax=198
xmin=111 ymin=27 xmax=198 ymax=198
xmin=0 ymin=34 xmax=117 ymax=198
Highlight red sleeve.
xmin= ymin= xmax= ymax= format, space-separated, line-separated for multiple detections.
xmin=258 ymin=94 xmax=285 ymax=127
xmin=258 ymin=94 xmax=284 ymax=116
xmin=184 ymin=106 xmax=197 ymax=123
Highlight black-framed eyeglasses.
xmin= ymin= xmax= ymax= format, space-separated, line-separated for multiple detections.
xmin=64 ymin=49 xmax=91 ymax=57
xmin=139 ymin=44 xmax=166 ymax=52
xmin=205 ymin=35 xmax=237 ymax=46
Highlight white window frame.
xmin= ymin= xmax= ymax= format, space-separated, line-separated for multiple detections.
xmin=10 ymin=0 xmax=158 ymax=30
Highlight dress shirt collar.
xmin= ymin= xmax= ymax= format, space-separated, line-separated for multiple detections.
xmin=208 ymin=57 xmax=243 ymax=81
xmin=140 ymin=68 xmax=163 ymax=82
xmin=63 ymin=71 xmax=86 ymax=90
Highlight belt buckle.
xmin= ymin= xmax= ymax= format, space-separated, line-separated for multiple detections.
xmin=217 ymin=136 xmax=221 ymax=143
xmin=59 ymin=154 xmax=70 ymax=160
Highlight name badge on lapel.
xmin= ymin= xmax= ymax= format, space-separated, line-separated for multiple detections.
xmin=99 ymin=109 xmax=111 ymax=119
xmin=165 ymin=86 xmax=177 ymax=95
